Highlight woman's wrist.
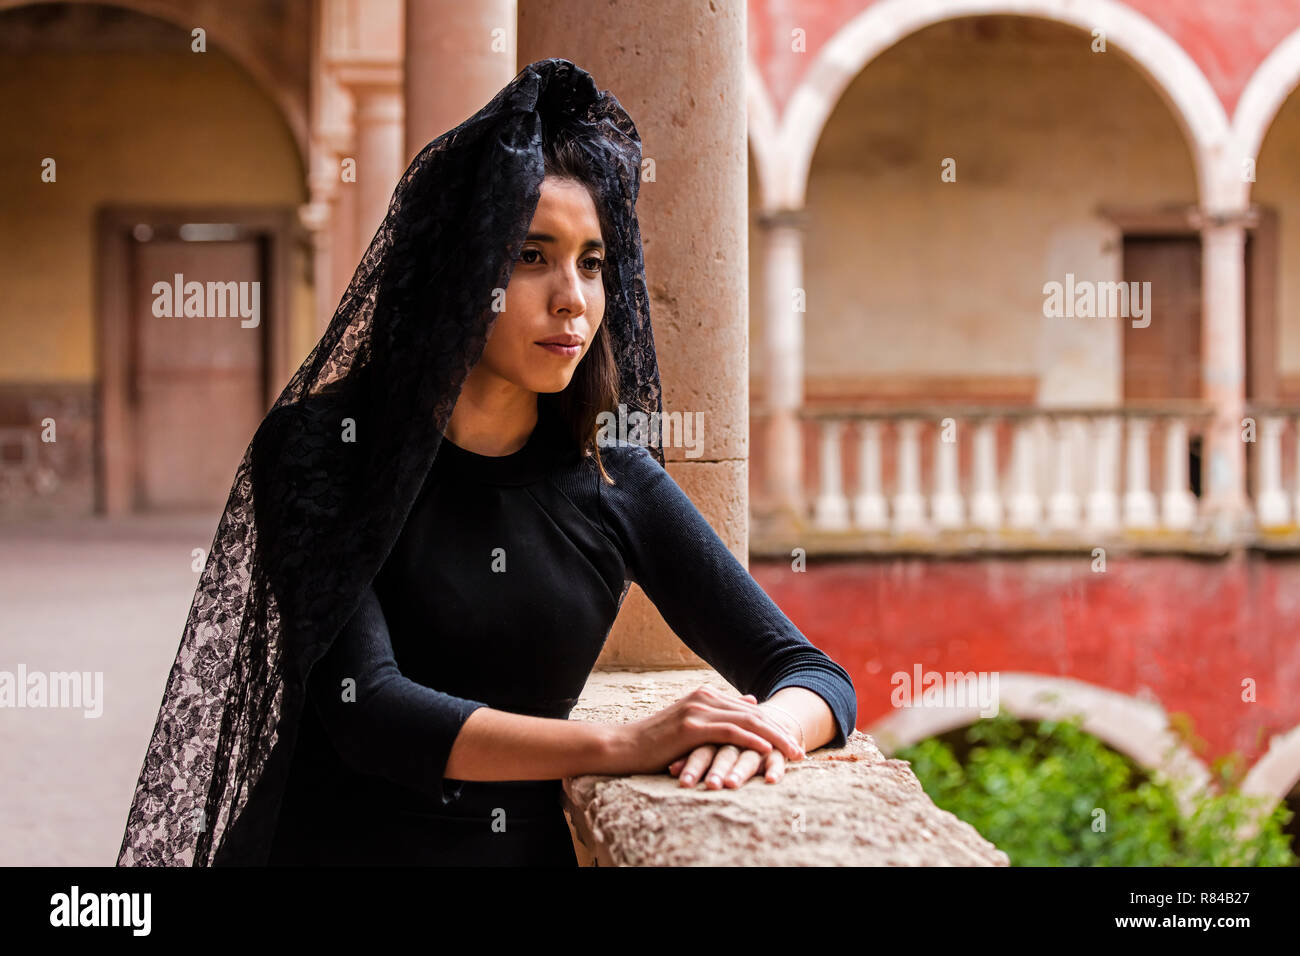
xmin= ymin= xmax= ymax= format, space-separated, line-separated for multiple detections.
xmin=588 ymin=721 xmax=631 ymax=775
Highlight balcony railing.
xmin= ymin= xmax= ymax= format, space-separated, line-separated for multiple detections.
xmin=750 ymin=401 xmax=1300 ymax=553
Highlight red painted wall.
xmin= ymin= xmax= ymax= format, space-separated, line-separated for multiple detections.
xmin=753 ymin=553 xmax=1300 ymax=766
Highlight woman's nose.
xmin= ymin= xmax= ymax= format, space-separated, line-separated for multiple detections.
xmin=551 ymin=263 xmax=586 ymax=314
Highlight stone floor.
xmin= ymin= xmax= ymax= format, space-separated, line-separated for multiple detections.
xmin=0 ymin=511 xmax=222 ymax=866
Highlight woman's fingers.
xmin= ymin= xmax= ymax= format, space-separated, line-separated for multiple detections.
xmin=721 ymin=748 xmax=765 ymax=788
xmin=665 ymin=689 xmax=801 ymax=784
xmin=697 ymin=720 xmax=777 ymax=756
xmin=689 ymin=687 xmax=797 ymax=755
xmin=699 ymin=694 xmax=803 ymax=758
xmin=762 ymin=748 xmax=787 ymax=783
xmin=710 ymin=705 xmax=804 ymax=761
xmin=675 ymin=746 xmax=788 ymax=787
xmin=677 ymin=744 xmax=716 ymax=787
xmin=703 ymin=744 xmax=742 ymax=789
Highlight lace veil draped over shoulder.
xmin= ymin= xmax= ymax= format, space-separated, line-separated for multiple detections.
xmin=116 ymin=57 xmax=664 ymax=866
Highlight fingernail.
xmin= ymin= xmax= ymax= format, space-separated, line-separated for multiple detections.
xmin=681 ymin=773 xmax=694 ymax=785
xmin=725 ymin=774 xmax=739 ymax=785
xmin=707 ymin=774 xmax=721 ymax=787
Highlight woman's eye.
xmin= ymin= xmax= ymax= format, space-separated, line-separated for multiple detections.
xmin=583 ymin=257 xmax=604 ymax=272
xmin=519 ymin=248 xmax=542 ymax=264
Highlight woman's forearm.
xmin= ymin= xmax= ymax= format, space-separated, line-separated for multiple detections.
xmin=441 ymin=689 xmax=832 ymax=784
xmin=442 ymin=707 xmax=618 ymax=781
xmin=762 ymin=686 xmax=838 ymax=752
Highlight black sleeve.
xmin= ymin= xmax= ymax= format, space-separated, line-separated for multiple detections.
xmin=596 ymin=443 xmax=857 ymax=748
xmin=306 ymin=582 xmax=490 ymax=804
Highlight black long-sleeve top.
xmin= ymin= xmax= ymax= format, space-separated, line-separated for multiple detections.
xmin=267 ymin=407 xmax=857 ymax=866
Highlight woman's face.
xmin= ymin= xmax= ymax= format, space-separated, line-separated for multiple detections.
xmin=476 ymin=176 xmax=606 ymax=395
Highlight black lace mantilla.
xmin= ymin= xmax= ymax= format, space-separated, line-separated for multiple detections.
xmin=116 ymin=58 xmax=664 ymax=866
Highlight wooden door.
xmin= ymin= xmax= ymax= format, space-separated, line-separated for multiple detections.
xmin=131 ymin=238 xmax=266 ymax=510
xmin=1122 ymin=236 xmax=1202 ymax=401
xmin=1122 ymin=235 xmax=1202 ymax=495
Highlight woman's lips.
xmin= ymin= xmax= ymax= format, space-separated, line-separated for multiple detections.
xmin=537 ymin=342 xmax=581 ymax=357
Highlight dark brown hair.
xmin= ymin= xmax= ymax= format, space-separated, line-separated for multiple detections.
xmin=536 ymin=129 xmax=622 ymax=484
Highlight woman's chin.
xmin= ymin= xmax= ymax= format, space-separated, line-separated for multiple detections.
xmin=531 ymin=374 xmax=578 ymax=394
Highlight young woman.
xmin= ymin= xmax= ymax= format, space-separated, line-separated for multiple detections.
xmin=117 ymin=58 xmax=856 ymax=868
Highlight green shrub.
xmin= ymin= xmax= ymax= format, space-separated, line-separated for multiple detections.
xmin=894 ymin=711 xmax=1296 ymax=866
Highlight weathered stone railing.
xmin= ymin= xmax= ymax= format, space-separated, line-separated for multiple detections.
xmin=562 ymin=669 xmax=1009 ymax=866
xmin=1245 ymin=403 xmax=1300 ymax=533
xmin=747 ymin=402 xmax=1295 ymax=552
xmin=801 ymin=402 xmax=1218 ymax=538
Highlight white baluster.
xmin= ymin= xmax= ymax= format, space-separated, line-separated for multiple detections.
xmin=852 ymin=419 xmax=888 ymax=530
xmin=812 ymin=418 xmax=850 ymax=530
xmin=931 ymin=417 xmax=964 ymax=529
xmin=1047 ymin=417 xmax=1081 ymax=530
xmin=1256 ymin=415 xmax=1289 ymax=527
xmin=1085 ymin=415 xmax=1120 ymax=532
xmin=1161 ymin=418 xmax=1196 ymax=529
xmin=1123 ymin=417 xmax=1157 ymax=528
xmin=1292 ymin=416 xmax=1300 ymax=524
xmin=1007 ymin=417 xmax=1041 ymax=529
xmin=892 ymin=419 xmax=926 ymax=533
xmin=970 ymin=418 xmax=1002 ymax=529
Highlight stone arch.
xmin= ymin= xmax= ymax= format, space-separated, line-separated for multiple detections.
xmin=0 ymin=0 xmax=309 ymax=171
xmin=867 ymin=672 xmax=1213 ymax=812
xmin=746 ymin=55 xmax=781 ymax=215
xmin=1241 ymin=722 xmax=1300 ymax=809
xmin=1231 ymin=25 xmax=1300 ymax=209
xmin=770 ymin=0 xmax=1229 ymax=211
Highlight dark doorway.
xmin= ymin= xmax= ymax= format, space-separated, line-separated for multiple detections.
xmin=97 ymin=207 xmax=296 ymax=515
xmin=1122 ymin=235 xmax=1203 ymax=496
xmin=129 ymin=233 xmax=268 ymax=510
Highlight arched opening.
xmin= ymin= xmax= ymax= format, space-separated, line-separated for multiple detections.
xmin=753 ymin=16 xmax=1203 ymax=503
xmin=806 ymin=15 xmax=1195 ymax=400
xmin=1252 ymin=79 xmax=1300 ymax=411
xmin=898 ymin=711 xmax=1295 ymax=865
xmin=0 ymin=2 xmax=310 ymax=518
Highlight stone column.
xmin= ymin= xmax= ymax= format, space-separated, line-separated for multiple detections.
xmin=1200 ymin=217 xmax=1248 ymax=537
xmin=298 ymin=194 xmax=334 ymax=339
xmin=302 ymin=130 xmax=353 ymax=334
xmin=404 ymin=0 xmax=516 ymax=165
xmin=518 ymin=0 xmax=747 ymax=668
xmin=328 ymin=170 xmax=358 ymax=314
xmin=757 ymin=208 xmax=807 ymax=531
xmin=350 ymin=82 xmax=405 ymax=257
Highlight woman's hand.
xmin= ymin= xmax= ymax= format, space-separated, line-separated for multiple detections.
xmin=603 ymin=686 xmax=804 ymax=777
xmin=667 ymin=695 xmax=803 ymax=788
